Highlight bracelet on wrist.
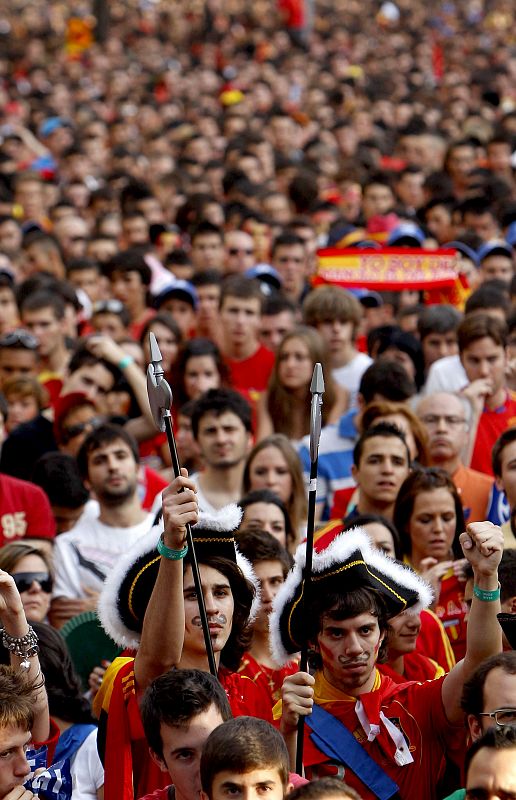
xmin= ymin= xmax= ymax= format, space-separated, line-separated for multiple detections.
xmin=473 ymin=582 xmax=501 ymax=602
xmin=157 ymin=533 xmax=188 ymax=561
xmin=118 ymin=354 xmax=134 ymax=370
xmin=2 ymin=625 xmax=39 ymax=670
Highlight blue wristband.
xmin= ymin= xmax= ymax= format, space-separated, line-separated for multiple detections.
xmin=473 ymin=583 xmax=500 ymax=602
xmin=157 ymin=534 xmax=188 ymax=561
xmin=118 ymin=354 xmax=134 ymax=370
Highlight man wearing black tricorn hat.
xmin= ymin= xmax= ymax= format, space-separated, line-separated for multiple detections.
xmin=94 ymin=470 xmax=272 ymax=800
xmin=271 ymin=521 xmax=504 ymax=800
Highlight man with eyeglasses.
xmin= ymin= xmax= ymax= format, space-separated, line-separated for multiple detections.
xmin=461 ymin=652 xmax=516 ymax=742
xmin=0 ymin=330 xmax=39 ymax=392
xmin=417 ymin=392 xmax=493 ymax=523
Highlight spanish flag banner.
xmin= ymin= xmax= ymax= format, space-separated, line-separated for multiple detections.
xmin=315 ymin=247 xmax=459 ymax=291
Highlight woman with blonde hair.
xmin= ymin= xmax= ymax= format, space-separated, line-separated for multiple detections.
xmin=242 ymin=434 xmax=307 ymax=549
xmin=257 ymin=326 xmax=348 ymax=444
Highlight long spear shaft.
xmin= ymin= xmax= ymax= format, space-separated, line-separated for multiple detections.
xmin=295 ymin=362 xmax=325 ymax=775
xmin=146 ymin=332 xmax=217 ymax=678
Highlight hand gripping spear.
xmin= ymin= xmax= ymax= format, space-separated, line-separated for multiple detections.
xmin=146 ymin=332 xmax=218 ymax=678
xmin=296 ymin=362 xmax=325 ymax=775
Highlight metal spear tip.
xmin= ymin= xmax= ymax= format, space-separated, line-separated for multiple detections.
xmin=149 ymin=331 xmax=163 ymax=363
xmin=310 ymin=362 xmax=325 ymax=394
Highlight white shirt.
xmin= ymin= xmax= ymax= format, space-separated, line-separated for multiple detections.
xmin=422 ymin=354 xmax=467 ymax=396
xmin=333 ymin=352 xmax=373 ymax=408
xmin=190 ymin=473 xmax=221 ymax=515
xmin=53 ymin=513 xmax=154 ymax=599
xmin=71 ymin=729 xmax=104 ymax=800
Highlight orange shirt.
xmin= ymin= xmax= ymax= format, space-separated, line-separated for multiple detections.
xmin=452 ymin=462 xmax=493 ymax=523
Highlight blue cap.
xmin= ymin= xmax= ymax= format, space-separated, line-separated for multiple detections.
xmin=349 ymin=288 xmax=384 ymax=307
xmin=477 ymin=239 xmax=513 ymax=263
xmin=154 ymin=279 xmax=198 ymax=310
xmin=387 ymin=223 xmax=425 ymax=246
xmin=443 ymin=241 xmax=480 ymax=267
xmin=326 ymin=222 xmax=357 ymax=247
xmin=246 ymin=264 xmax=282 ymax=292
xmin=505 ymin=222 xmax=516 ymax=248
xmin=39 ymin=117 xmax=71 ymax=138
xmin=354 ymin=240 xmax=381 ymax=250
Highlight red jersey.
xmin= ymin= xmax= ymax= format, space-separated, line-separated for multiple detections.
xmin=129 ymin=309 xmax=156 ymax=342
xmin=224 ymin=345 xmax=275 ymax=394
xmin=416 ymin=609 xmax=456 ymax=672
xmin=470 ymin=391 xmax=516 ymax=475
xmin=95 ymin=658 xmax=273 ymax=800
xmin=38 ymin=371 xmax=63 ymax=406
xmin=0 ymin=473 xmax=56 ymax=545
xmin=139 ymin=464 xmax=168 ymax=511
xmin=303 ymin=670 xmax=463 ymax=800
xmin=139 ymin=790 xmax=173 ymax=800
xmin=435 ymin=571 xmax=468 ymax=662
xmin=278 ymin=0 xmax=305 ymax=27
xmin=379 ymin=652 xmax=444 ymax=684
xmin=239 ymin=651 xmax=299 ymax=704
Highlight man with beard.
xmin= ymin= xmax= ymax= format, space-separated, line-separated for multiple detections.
xmin=190 ymin=388 xmax=253 ymax=512
xmin=50 ymin=424 xmax=153 ymax=626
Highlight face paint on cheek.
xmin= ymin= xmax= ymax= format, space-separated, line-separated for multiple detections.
xmin=318 ymin=639 xmax=337 ymax=661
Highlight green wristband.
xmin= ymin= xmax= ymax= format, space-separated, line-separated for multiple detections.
xmin=118 ymin=354 xmax=134 ymax=370
xmin=473 ymin=583 xmax=501 ymax=602
xmin=157 ymin=534 xmax=188 ymax=561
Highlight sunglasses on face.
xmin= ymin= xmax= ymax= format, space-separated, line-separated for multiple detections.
xmin=0 ymin=330 xmax=38 ymax=350
xmin=92 ymin=299 xmax=125 ymax=315
xmin=61 ymin=415 xmax=104 ymax=444
xmin=13 ymin=572 xmax=53 ymax=593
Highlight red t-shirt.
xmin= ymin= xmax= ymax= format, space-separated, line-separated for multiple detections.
xmin=0 ymin=474 xmax=56 ymax=545
xmin=130 ymin=309 xmax=156 ymax=343
xmin=238 ymin=651 xmax=299 ymax=705
xmin=434 ymin=570 xmax=468 ymax=662
xmin=224 ymin=345 xmax=275 ymax=394
xmin=139 ymin=790 xmax=173 ymax=800
xmin=416 ymin=609 xmax=456 ymax=672
xmin=379 ymin=651 xmax=444 ymax=684
xmin=97 ymin=658 xmax=273 ymax=800
xmin=470 ymin=391 xmax=516 ymax=475
xmin=139 ymin=465 xmax=168 ymax=512
xmin=278 ymin=0 xmax=305 ymax=27
xmin=303 ymin=671 xmax=463 ymax=800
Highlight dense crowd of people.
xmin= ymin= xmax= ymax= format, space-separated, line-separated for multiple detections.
xmin=0 ymin=0 xmax=515 ymax=798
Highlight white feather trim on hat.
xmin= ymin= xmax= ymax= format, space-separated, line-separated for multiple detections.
xmin=194 ymin=504 xmax=242 ymax=532
xmin=97 ymin=524 xmax=161 ymax=649
xmin=235 ymin=549 xmax=261 ymax=622
xmin=269 ymin=527 xmax=433 ymax=666
xmin=98 ymin=515 xmax=260 ymax=648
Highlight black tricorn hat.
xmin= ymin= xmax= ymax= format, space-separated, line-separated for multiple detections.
xmin=269 ymin=528 xmax=433 ymax=665
xmin=98 ymin=505 xmax=259 ymax=648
